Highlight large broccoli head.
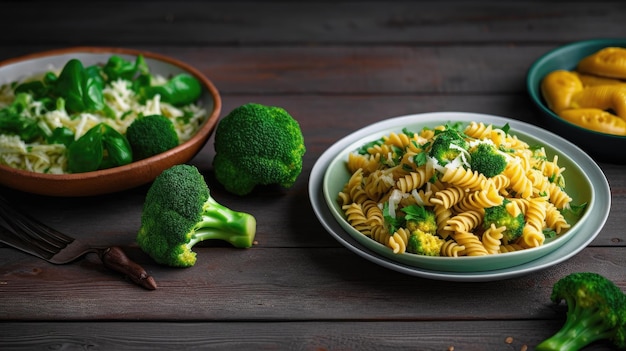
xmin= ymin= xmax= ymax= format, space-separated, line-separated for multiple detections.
xmin=213 ymin=103 xmax=306 ymax=196
xmin=137 ymin=164 xmax=256 ymax=267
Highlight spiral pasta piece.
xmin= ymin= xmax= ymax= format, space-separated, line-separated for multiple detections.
xmin=342 ymin=203 xmax=371 ymax=235
xmin=464 ymin=121 xmax=493 ymax=139
xmin=520 ymin=197 xmax=547 ymax=248
xmin=389 ymin=227 xmax=411 ymax=254
xmin=546 ymin=182 xmax=572 ymax=210
xmin=444 ymin=210 xmax=483 ymax=233
xmin=362 ymin=199 xmax=384 ymax=227
xmin=440 ymin=166 xmax=488 ymax=191
xmin=364 ymin=169 xmax=395 ymax=201
xmin=482 ymin=224 xmax=505 ymax=254
xmin=369 ymin=225 xmax=390 ymax=246
xmin=452 ymin=231 xmax=488 ymax=256
xmin=384 ymin=131 xmax=416 ymax=148
xmin=527 ymin=168 xmax=550 ymax=195
xmin=545 ymin=202 xmax=571 ymax=234
xmin=491 ymin=174 xmax=511 ymax=195
xmin=503 ymin=159 xmax=533 ymax=198
xmin=440 ymin=240 xmax=466 ymax=257
xmin=464 ymin=181 xmax=504 ymax=209
xmin=430 ymin=185 xmax=466 ymax=209
xmin=433 ymin=204 xmax=454 ymax=239
xmin=347 ymin=152 xmax=381 ymax=175
xmin=395 ymin=164 xmax=434 ymax=193
xmin=366 ymin=143 xmax=395 ymax=157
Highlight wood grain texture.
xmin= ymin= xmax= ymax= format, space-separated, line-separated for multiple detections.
xmin=0 ymin=2 xmax=624 ymax=350
xmin=2 ymin=320 xmax=600 ymax=351
xmin=0 ymin=1 xmax=624 ymax=45
xmin=1 ymin=246 xmax=624 ymax=321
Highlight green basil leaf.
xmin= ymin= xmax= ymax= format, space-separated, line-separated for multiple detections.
xmin=67 ymin=124 xmax=104 ymax=173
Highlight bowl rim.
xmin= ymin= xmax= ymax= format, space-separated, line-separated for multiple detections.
xmin=0 ymin=46 xmax=222 ymax=183
xmin=526 ymin=38 xmax=626 ymax=140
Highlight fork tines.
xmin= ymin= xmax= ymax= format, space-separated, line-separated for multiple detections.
xmin=0 ymin=195 xmax=74 ymax=260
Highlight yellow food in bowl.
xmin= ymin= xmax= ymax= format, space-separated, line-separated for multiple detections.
xmin=336 ymin=121 xmax=585 ymax=258
xmin=540 ymin=47 xmax=626 ymax=136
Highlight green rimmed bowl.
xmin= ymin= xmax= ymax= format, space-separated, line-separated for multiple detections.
xmin=527 ymin=38 xmax=626 ymax=163
xmin=312 ymin=112 xmax=609 ymax=277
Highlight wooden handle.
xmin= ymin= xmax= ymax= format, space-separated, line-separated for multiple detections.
xmin=99 ymin=246 xmax=157 ymax=290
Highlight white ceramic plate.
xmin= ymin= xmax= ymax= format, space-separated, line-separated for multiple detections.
xmin=309 ymin=112 xmax=610 ymax=281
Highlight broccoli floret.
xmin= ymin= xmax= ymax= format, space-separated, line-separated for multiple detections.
xmin=213 ymin=103 xmax=306 ymax=196
xmin=403 ymin=205 xmax=438 ymax=235
xmin=407 ymin=230 xmax=444 ymax=256
xmin=537 ymin=272 xmax=626 ymax=351
xmin=469 ymin=142 xmax=507 ymax=177
xmin=126 ymin=114 xmax=179 ymax=160
xmin=483 ymin=199 xmax=525 ymax=244
xmin=428 ymin=128 xmax=469 ymax=166
xmin=136 ymin=164 xmax=257 ymax=267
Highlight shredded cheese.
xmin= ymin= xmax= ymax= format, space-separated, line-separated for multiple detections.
xmin=0 ymin=74 xmax=207 ymax=174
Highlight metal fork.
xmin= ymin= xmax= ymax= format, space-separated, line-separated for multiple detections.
xmin=0 ymin=195 xmax=157 ymax=290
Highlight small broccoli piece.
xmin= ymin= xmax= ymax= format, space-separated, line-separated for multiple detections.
xmin=428 ymin=128 xmax=469 ymax=166
xmin=136 ymin=164 xmax=256 ymax=267
xmin=469 ymin=142 xmax=507 ymax=177
xmin=126 ymin=114 xmax=179 ymax=160
xmin=536 ymin=272 xmax=626 ymax=351
xmin=407 ymin=230 xmax=444 ymax=256
xmin=483 ymin=199 xmax=525 ymax=244
xmin=213 ymin=103 xmax=306 ymax=196
xmin=403 ymin=205 xmax=438 ymax=235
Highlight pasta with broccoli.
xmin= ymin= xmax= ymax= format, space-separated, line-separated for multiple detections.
xmin=337 ymin=122 xmax=585 ymax=257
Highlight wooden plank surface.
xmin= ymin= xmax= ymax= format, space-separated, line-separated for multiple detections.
xmin=0 ymin=1 xmax=625 ymax=350
xmin=1 ymin=245 xmax=624 ymax=322
xmin=1 ymin=320 xmax=593 ymax=351
xmin=1 ymin=1 xmax=623 ymax=45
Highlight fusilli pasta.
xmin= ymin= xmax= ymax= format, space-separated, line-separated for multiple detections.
xmin=337 ymin=122 xmax=583 ymax=258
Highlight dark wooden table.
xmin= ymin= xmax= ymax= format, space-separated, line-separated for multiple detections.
xmin=2 ymin=1 xmax=625 ymax=350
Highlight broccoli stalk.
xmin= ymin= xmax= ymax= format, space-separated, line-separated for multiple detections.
xmin=189 ymin=196 xmax=256 ymax=248
xmin=137 ymin=164 xmax=256 ymax=267
xmin=536 ymin=272 xmax=626 ymax=351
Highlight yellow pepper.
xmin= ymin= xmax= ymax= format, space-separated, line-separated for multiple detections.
xmin=540 ymin=70 xmax=583 ymax=112
xmin=558 ymin=108 xmax=626 ymax=136
xmin=577 ymin=47 xmax=626 ymax=80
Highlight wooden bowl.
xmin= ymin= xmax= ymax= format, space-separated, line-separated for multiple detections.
xmin=0 ymin=47 xmax=221 ymax=196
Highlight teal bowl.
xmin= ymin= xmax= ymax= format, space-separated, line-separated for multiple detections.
xmin=526 ymin=38 xmax=626 ymax=163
